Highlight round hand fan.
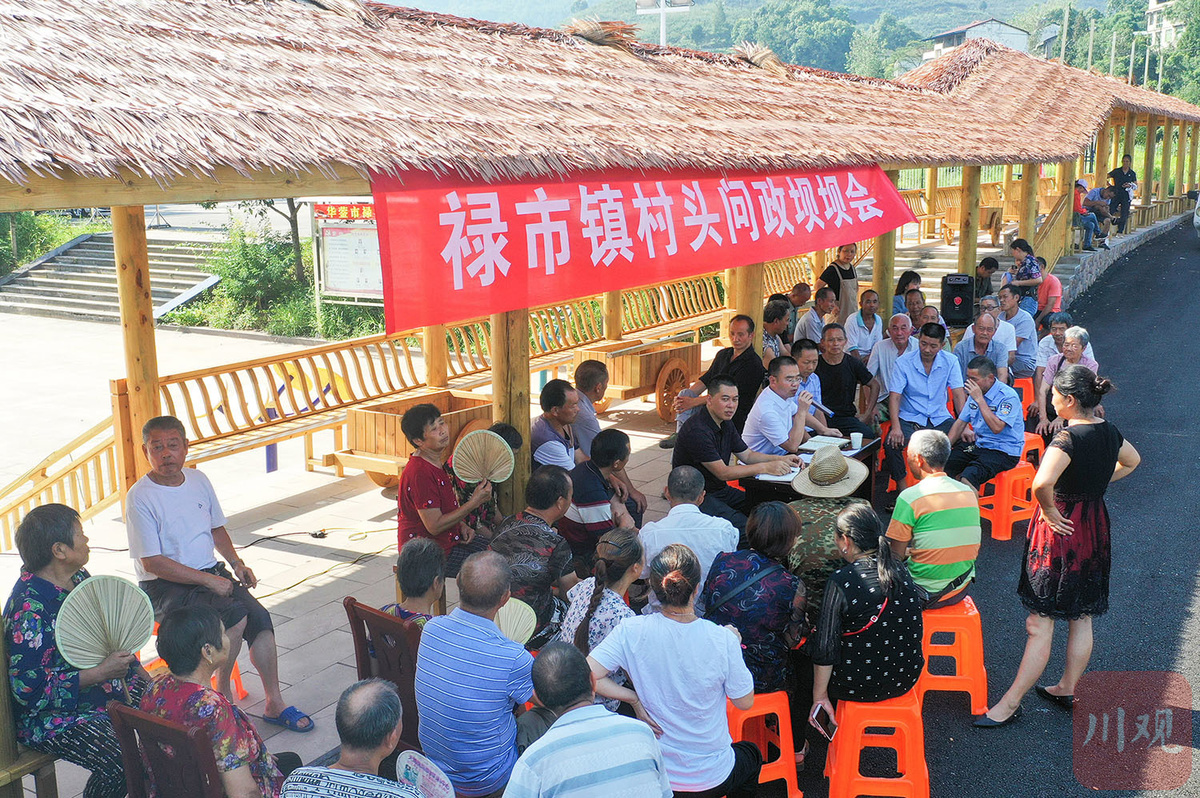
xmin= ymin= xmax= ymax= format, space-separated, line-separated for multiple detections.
xmin=395 ymin=750 xmax=454 ymax=798
xmin=452 ymin=429 xmax=515 ymax=484
xmin=495 ymin=598 xmax=537 ymax=645
xmin=55 ymin=575 xmax=155 ymax=669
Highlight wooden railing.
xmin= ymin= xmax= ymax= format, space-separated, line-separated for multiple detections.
xmin=1033 ymin=192 xmax=1071 ymax=273
xmin=621 ymin=272 xmax=725 ymax=334
xmin=0 ymin=421 xmax=119 ymax=549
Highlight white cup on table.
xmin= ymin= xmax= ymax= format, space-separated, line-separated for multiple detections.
xmin=850 ymin=432 xmax=863 ymax=449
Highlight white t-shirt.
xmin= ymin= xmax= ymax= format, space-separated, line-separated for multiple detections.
xmin=845 ymin=311 xmax=884 ymax=358
xmin=967 ymin=317 xmax=1017 ymax=354
xmin=126 ymin=470 xmax=225 ymax=581
xmin=638 ymin=504 xmax=738 ymax=616
xmin=867 ymin=337 xmax=913 ymax=395
xmin=742 ymin=387 xmax=799 ymax=455
xmin=590 ymin=613 xmax=754 ymax=792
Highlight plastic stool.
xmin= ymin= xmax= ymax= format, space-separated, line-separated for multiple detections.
xmin=1022 ymin=432 xmax=1046 ymax=466
xmin=1013 ymin=377 xmax=1035 ymax=416
xmin=978 ymin=461 xmax=1036 ymax=541
xmin=916 ymin=596 xmax=989 ymax=714
xmin=143 ymin=623 xmax=249 ymax=701
xmin=823 ymin=689 xmax=929 ymax=798
xmin=727 ymin=692 xmax=802 ymax=797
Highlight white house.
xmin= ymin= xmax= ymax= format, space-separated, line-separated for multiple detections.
xmin=922 ymin=19 xmax=1030 ymax=61
xmin=1147 ymin=0 xmax=1186 ymax=49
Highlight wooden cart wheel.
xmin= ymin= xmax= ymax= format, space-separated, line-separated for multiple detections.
xmin=454 ymin=418 xmax=491 ymax=449
xmin=594 ymin=397 xmax=612 ymax=415
xmin=367 ymin=472 xmax=398 ymax=488
xmin=655 ymin=357 xmax=690 ymax=423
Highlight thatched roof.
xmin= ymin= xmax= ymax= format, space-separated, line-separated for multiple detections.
xmin=0 ymin=0 xmax=1197 ymax=193
xmin=898 ymin=39 xmax=1200 ymax=127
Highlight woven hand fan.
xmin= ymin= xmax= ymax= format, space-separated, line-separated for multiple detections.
xmin=495 ymin=598 xmax=537 ymax=646
xmin=452 ymin=429 xmax=515 ymax=484
xmin=55 ymin=575 xmax=155 ymax=670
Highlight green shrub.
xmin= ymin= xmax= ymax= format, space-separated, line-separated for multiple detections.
xmin=0 ymin=213 xmax=111 ymax=277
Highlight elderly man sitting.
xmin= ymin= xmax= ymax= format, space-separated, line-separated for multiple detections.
xmin=743 ymin=356 xmax=814 ymax=456
xmin=416 ymin=551 xmax=535 ymax=798
xmin=505 ymin=643 xmax=672 ymax=798
xmin=946 ymin=357 xmax=1025 ymax=491
xmin=953 ymin=311 xmax=1009 ymax=384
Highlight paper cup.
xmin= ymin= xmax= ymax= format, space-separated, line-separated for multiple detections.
xmin=850 ymin=432 xmax=863 ymax=449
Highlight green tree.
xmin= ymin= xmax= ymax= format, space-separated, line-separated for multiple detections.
xmin=1163 ymin=0 xmax=1200 ymax=101
xmin=731 ymin=0 xmax=855 ymax=71
xmin=711 ymin=0 xmax=732 ymax=48
xmin=847 ymin=13 xmax=919 ymax=77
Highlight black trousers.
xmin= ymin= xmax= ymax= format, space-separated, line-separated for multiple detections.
xmin=828 ymin=414 xmax=873 ymax=438
xmin=945 ymin=443 xmax=1020 ymax=489
xmin=1110 ymin=195 xmax=1132 ymax=233
xmin=672 ymin=742 xmax=763 ymax=798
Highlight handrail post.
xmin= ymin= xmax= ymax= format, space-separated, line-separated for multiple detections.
xmin=602 ymin=290 xmax=622 ymax=341
xmin=423 ymin=325 xmax=448 ymax=387
xmin=874 ymin=169 xmax=899 ymax=323
xmin=491 ymin=310 xmax=530 ymax=517
xmin=1019 ymin=163 xmax=1039 ymax=241
xmin=110 ymin=379 xmax=138 ymax=509
xmin=957 ymin=165 xmax=982 ymax=276
xmin=113 ymin=205 xmax=160 ymax=484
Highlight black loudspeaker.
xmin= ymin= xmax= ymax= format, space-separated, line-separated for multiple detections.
xmin=941 ymin=274 xmax=973 ymax=327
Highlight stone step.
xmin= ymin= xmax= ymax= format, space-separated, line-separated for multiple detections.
xmin=32 ymin=261 xmax=210 ymax=281
xmin=52 ymin=252 xmax=212 ymax=270
xmin=0 ymin=300 xmax=122 ymax=323
xmin=0 ymin=281 xmax=178 ymax=302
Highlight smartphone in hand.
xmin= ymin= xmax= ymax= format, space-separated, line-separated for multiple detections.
xmin=810 ymin=704 xmax=837 ymax=742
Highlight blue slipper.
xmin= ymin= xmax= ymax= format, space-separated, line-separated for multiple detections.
xmin=262 ymin=706 xmax=315 ymax=733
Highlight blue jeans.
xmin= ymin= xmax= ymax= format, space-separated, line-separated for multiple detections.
xmin=676 ymin=388 xmax=701 ymax=433
xmin=1076 ymin=212 xmax=1100 ymax=248
xmin=1018 ymin=296 xmax=1038 ymax=317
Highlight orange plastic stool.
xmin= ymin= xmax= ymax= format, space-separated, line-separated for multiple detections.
xmin=143 ymin=623 xmax=249 ymax=701
xmin=1022 ymin=432 xmax=1046 ymax=466
xmin=978 ymin=461 xmax=1036 ymax=541
xmin=727 ymin=692 xmax=802 ymax=797
xmin=916 ymin=596 xmax=989 ymax=715
xmin=1013 ymin=377 xmax=1035 ymax=416
xmin=823 ymin=689 xmax=929 ymax=798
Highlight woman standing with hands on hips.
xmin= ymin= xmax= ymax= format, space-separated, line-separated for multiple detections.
xmin=975 ymin=365 xmax=1140 ymax=727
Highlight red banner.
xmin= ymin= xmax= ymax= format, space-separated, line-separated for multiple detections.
xmin=371 ymin=166 xmax=914 ymax=332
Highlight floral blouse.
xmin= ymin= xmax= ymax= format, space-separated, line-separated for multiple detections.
xmin=140 ymin=673 xmax=282 ymax=798
xmin=380 ymin=605 xmax=432 ymax=627
xmin=555 ymin=577 xmax=634 ymax=711
xmin=5 ymin=568 xmax=131 ymax=744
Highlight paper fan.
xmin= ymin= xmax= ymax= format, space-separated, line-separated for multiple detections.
xmin=452 ymin=429 xmax=515 ymax=484
xmin=55 ymin=575 xmax=155 ymax=669
xmin=395 ymin=750 xmax=454 ymax=798
xmin=495 ymin=598 xmax=537 ymax=645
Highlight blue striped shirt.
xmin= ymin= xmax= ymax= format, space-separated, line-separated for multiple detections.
xmin=504 ymin=705 xmax=673 ymax=798
xmin=415 ymin=608 xmax=534 ymax=797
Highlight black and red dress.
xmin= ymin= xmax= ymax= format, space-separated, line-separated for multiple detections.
xmin=1018 ymin=421 xmax=1123 ymax=619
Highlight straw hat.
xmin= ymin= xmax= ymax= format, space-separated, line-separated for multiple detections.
xmin=792 ymin=445 xmax=869 ymax=498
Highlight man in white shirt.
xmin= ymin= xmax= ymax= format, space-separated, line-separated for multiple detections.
xmin=639 ymin=466 xmax=739 ymax=615
xmin=530 ymin=379 xmax=583 ymax=470
xmin=798 ymin=287 xmax=836 ymax=346
xmin=845 ymin=289 xmax=883 ymax=361
xmin=997 ymin=285 xmax=1038 ymax=377
xmin=743 ymin=356 xmax=814 ymax=455
xmin=867 ymin=312 xmax=913 ymax=399
xmin=126 ymin=416 xmax=311 ymax=732
xmin=1035 ymin=311 xmax=1096 ymax=372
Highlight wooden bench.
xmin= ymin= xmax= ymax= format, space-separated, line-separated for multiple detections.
xmin=898 ymin=191 xmax=938 ymax=243
xmin=0 ymin=636 xmax=58 ymax=798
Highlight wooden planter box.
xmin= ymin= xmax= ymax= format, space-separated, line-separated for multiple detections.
xmin=572 ymin=338 xmax=701 ymax=421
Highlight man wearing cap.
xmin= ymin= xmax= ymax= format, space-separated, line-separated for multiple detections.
xmin=945 ymin=357 xmax=1025 ymax=491
xmin=671 ymin=377 xmax=799 ymax=530
xmin=884 ymin=323 xmax=965 ymax=495
xmin=1073 ymin=180 xmax=1103 ymax=252
xmin=742 ymin=356 xmax=813 ymax=456
xmin=886 ymin=430 xmax=981 ymax=608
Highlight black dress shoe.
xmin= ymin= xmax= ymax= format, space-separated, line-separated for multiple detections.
xmin=973 ymin=705 xmax=1023 ymax=728
xmin=1035 ymin=685 xmax=1075 ymax=710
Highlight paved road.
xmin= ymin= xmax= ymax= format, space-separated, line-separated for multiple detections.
xmin=788 ymin=218 xmax=1200 ymax=797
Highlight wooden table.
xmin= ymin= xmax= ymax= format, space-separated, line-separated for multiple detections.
xmin=739 ymin=438 xmax=882 ymax=509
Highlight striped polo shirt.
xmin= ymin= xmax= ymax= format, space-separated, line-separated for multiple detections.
xmin=885 ymin=474 xmax=981 ymax=598
xmin=415 ymin=608 xmax=535 ymax=797
xmin=504 ymin=704 xmax=673 ymax=798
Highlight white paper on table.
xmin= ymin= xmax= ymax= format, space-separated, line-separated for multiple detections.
xmin=749 ymin=442 xmax=872 ymax=482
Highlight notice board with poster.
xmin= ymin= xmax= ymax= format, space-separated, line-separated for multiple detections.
xmin=314 ymin=202 xmax=384 ymax=302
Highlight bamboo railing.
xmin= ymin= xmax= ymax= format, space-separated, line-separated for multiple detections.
xmin=1033 ymin=192 xmax=1071 ymax=273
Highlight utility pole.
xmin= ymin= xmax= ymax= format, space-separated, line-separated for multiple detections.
xmin=1086 ymin=19 xmax=1095 ymax=70
xmin=1129 ymin=34 xmax=1137 ymax=82
xmin=1059 ymin=4 xmax=1070 ymax=62
xmin=1109 ymin=29 xmax=1117 ymax=74
xmin=1144 ymin=38 xmax=1151 ymax=85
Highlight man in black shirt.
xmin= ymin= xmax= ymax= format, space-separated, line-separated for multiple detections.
xmin=816 ymin=323 xmax=877 ymax=438
xmin=661 ymin=314 xmax=765 ymax=448
xmin=671 ymin=377 xmax=799 ymax=530
xmin=1107 ymin=154 xmax=1137 ymax=235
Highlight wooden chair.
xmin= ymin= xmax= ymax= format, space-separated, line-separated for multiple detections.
xmin=0 ymin=635 xmax=57 ymax=798
xmin=107 ymin=702 xmax=224 ymax=798
xmin=344 ymin=597 xmax=423 ymax=751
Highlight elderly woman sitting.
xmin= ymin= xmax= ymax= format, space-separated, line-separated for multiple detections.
xmin=1036 ymin=325 xmax=1100 ymax=437
xmin=5 ymin=504 xmax=147 ymax=798
xmin=140 ymin=605 xmax=301 ymax=798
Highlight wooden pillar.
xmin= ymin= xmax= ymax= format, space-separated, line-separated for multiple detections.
xmin=1189 ymin=122 xmax=1200 ymax=192
xmin=1094 ymin=117 xmax=1112 ymax=186
xmin=1003 ymin=165 xmax=1015 ymax=215
xmin=602 ymin=290 xmax=622 ymax=340
xmin=1058 ymin=159 xmax=1077 ymax=258
xmin=1142 ymin=115 xmax=1159 ymax=205
xmin=1123 ymin=109 xmax=1138 ymax=166
xmin=491 ymin=309 xmax=531 ymax=516
xmin=1174 ymin=120 xmax=1186 ymax=198
xmin=923 ymin=167 xmax=939 ymax=238
xmin=1019 ymin=163 xmax=1039 ymax=241
xmin=423 ymin=325 xmax=448 ymax=387
xmin=732 ymin=262 xmax=766 ymax=352
xmin=957 ymin=165 xmax=982 ymax=276
xmin=874 ymin=169 xmax=900 ymax=323
xmin=1160 ymin=117 xmax=1174 ymax=197
xmin=113 ymin=206 xmax=160 ymax=485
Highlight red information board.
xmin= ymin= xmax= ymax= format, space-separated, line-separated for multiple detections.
xmin=371 ymin=165 xmax=915 ymax=332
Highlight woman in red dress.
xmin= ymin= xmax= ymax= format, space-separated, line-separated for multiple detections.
xmin=975 ymin=365 xmax=1140 ymax=727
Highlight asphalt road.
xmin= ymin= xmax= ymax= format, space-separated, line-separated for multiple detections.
xmin=787 ymin=218 xmax=1200 ymax=798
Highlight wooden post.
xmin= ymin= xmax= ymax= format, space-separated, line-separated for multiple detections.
xmin=1173 ymin=120 xmax=1186 ymax=199
xmin=1059 ymin=159 xmax=1077 ymax=258
xmin=1189 ymin=122 xmax=1200 ymax=192
xmin=732 ymin=262 xmax=766 ymax=352
xmin=923 ymin=167 xmax=939 ymax=238
xmin=1142 ymin=115 xmax=1159 ymax=205
xmin=957 ymin=165 xmax=982 ymax=276
xmin=1019 ymin=163 xmax=1039 ymax=242
xmin=110 ymin=379 xmax=139 ymax=502
xmin=423 ymin=325 xmax=448 ymax=387
xmin=602 ymin=290 xmax=622 ymax=340
xmin=1123 ymin=109 xmax=1138 ymax=165
xmin=1003 ymin=165 xmax=1015 ymax=216
xmin=491 ymin=310 xmax=531 ymax=516
xmin=1160 ymin=117 xmax=1174 ymax=197
xmin=812 ymin=247 xmax=828 ymax=277
xmin=874 ymin=169 xmax=900 ymax=323
xmin=1094 ymin=117 xmax=1112 ymax=185
xmin=112 ymin=205 xmax=160 ymax=486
